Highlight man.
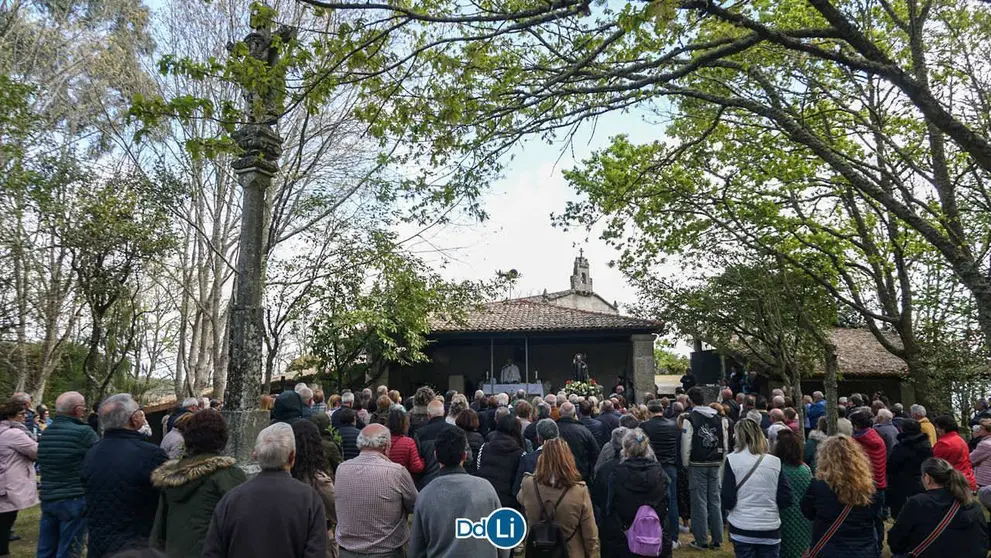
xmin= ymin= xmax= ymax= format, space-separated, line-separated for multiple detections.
xmin=336 ymin=424 xmax=417 ymax=558
xmin=500 ymin=358 xmax=521 ymax=383
xmin=484 ymin=406 xmax=512 ymax=443
xmin=639 ymin=399 xmax=681 ymax=536
xmin=597 ymin=399 xmax=621 ymax=436
xmin=167 ymin=397 xmax=199 ymax=433
xmin=719 ymin=388 xmax=740 ymax=421
xmin=679 ymin=369 xmax=697 ymax=392
xmin=807 ymin=391 xmax=826 ymax=430
xmin=515 ymin=388 xmax=527 ymax=401
xmin=544 ymin=393 xmax=560 ymax=420
xmin=556 ymin=402 xmax=599 ymax=482
xmin=681 ymin=387 xmax=729 ymax=550
xmin=771 ymin=395 xmax=786 ymax=409
xmin=741 ymin=371 xmax=760 ymax=395
xmin=12 ymin=391 xmax=36 ymax=439
xmin=295 ymin=386 xmax=315 ymax=418
xmin=851 ymin=409 xmax=887 ymax=552
xmin=37 ymin=391 xmax=99 ymax=558
xmin=577 ymin=399 xmax=607 ymax=448
xmin=874 ymin=408 xmax=899 ymax=453
xmin=413 ymin=400 xmax=447 ymax=488
xmin=523 ymin=403 xmax=550 ymax=450
xmin=513 ymin=418 xmax=558 ymax=495
xmin=972 ymin=399 xmax=991 ymax=427
xmin=332 ymin=392 xmax=366 ymax=430
xmin=83 ymin=394 xmax=169 ymax=558
xmin=335 ymin=408 xmax=362 ymax=461
xmin=911 ymin=404 xmax=937 ymax=446
xmin=470 ymin=390 xmax=486 ymax=412
xmin=271 ymin=390 xmax=309 ymax=425
xmin=203 ymin=423 xmax=326 ymax=558
xmin=891 ymin=402 xmax=908 ymax=431
xmin=410 ymin=425 xmax=507 ymax=558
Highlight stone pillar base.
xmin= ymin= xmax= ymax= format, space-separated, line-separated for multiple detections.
xmin=221 ymin=409 xmax=271 ymax=477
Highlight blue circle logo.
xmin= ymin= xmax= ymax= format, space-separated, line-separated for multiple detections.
xmin=485 ymin=507 xmax=527 ymax=549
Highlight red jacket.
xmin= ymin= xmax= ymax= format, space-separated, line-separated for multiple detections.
xmin=388 ymin=434 xmax=425 ymax=475
xmin=933 ymin=431 xmax=977 ymax=490
xmin=853 ymin=427 xmax=888 ymax=489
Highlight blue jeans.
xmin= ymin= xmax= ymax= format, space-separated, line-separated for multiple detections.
xmin=37 ymin=497 xmax=87 ymax=558
xmin=733 ymin=541 xmax=780 ymax=558
xmin=662 ymin=465 xmax=679 ymax=536
xmin=689 ymin=466 xmax=723 ymax=546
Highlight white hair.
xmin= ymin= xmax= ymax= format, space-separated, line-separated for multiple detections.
xmin=55 ymin=392 xmax=84 ymax=414
xmin=100 ymin=394 xmax=140 ymax=430
xmin=560 ymin=402 xmax=576 ymax=419
xmin=11 ymin=392 xmax=30 ymax=405
xmin=772 ymin=395 xmax=786 ymax=407
xmin=877 ymin=408 xmax=893 ymax=423
xmin=341 ymin=392 xmax=355 ymax=405
xmin=254 ymin=423 xmax=296 ymax=470
xmin=497 ymin=393 xmax=510 ymax=406
xmin=427 ymin=400 xmax=445 ymax=417
xmin=911 ymin=404 xmax=927 ymax=417
xmin=200 ymin=397 xmax=210 ymax=408
xmin=294 ymin=383 xmax=308 ymax=393
xmin=182 ymin=397 xmax=199 ymax=409
xmin=568 ymin=394 xmax=579 ymax=405
xmin=298 ymin=386 xmax=313 ymax=403
xmin=813 ymin=391 xmax=824 ymax=400
xmin=377 ymin=385 xmax=388 ymax=395
xmin=475 ymin=390 xmax=486 ymax=401
xmin=357 ymin=427 xmax=391 ymax=450
xmin=545 ymin=394 xmax=557 ymax=406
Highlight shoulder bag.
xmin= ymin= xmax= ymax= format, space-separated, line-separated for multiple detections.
xmin=802 ymin=504 xmax=853 ymax=558
xmin=892 ymin=499 xmax=961 ymax=558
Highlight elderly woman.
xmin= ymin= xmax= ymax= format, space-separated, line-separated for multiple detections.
xmin=0 ymin=399 xmax=38 ymax=555
xmin=151 ymin=410 xmax=247 ymax=558
xmin=596 ymin=428 xmax=672 ymax=558
xmin=291 ymin=420 xmax=338 ymax=558
xmin=160 ymin=412 xmax=193 ymax=460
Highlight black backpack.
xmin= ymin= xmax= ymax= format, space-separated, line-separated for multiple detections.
xmin=526 ymin=482 xmax=572 ymax=558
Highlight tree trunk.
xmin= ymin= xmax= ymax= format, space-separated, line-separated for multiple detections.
xmin=83 ymin=312 xmax=105 ymax=404
xmin=823 ymin=341 xmax=839 ymax=436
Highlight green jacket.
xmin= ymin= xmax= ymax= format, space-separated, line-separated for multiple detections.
xmin=37 ymin=415 xmax=99 ymax=502
xmin=149 ymin=454 xmax=247 ymax=558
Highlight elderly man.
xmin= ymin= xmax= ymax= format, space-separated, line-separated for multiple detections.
xmin=875 ymin=408 xmax=899 ymax=453
xmin=556 ymin=402 xmax=600 ymax=482
xmin=293 ymin=385 xmax=315 ymax=418
xmin=577 ymin=399 xmax=607 ymax=448
xmin=640 ymin=399 xmax=681 ymax=535
xmin=412 ymin=400 xmax=447 ymax=488
xmin=911 ymin=404 xmax=937 ymax=446
xmin=544 ymin=393 xmax=559 ymax=420
xmin=332 ymin=392 xmax=366 ymax=430
xmin=470 ymin=390 xmax=486 ymax=412
xmin=37 ymin=391 xmax=98 ymax=558
xmin=203 ymin=423 xmax=326 ymax=558
xmin=167 ymin=397 xmax=200 ymax=432
xmin=410 ymin=425 xmax=506 ymax=558
xmin=719 ymin=388 xmax=740 ymax=421
xmin=523 ymin=403 xmax=550 ymax=449
xmin=83 ymin=394 xmax=168 ymax=558
xmin=337 ymin=424 xmax=417 ymax=557
xmin=807 ymin=391 xmax=826 ymax=429
xmin=513 ymin=419 xmax=558 ymax=496
xmin=766 ymin=408 xmax=789 ymax=445
xmin=597 ymin=399 xmax=621 ymax=436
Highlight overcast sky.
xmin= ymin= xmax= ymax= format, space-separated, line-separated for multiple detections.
xmin=398 ymin=112 xmax=661 ymax=312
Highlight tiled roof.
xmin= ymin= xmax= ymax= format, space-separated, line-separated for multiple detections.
xmin=828 ymin=327 xmax=908 ymax=377
xmin=520 ymin=290 xmax=619 ymax=310
xmin=430 ymin=299 xmax=660 ymax=334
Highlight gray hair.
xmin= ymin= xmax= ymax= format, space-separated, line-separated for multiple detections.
xmin=55 ymin=391 xmax=84 ymax=414
xmin=100 ymin=394 xmax=140 ymax=430
xmin=11 ymin=392 xmax=30 ymax=405
xmin=535 ymin=403 xmax=551 ymax=420
xmin=294 ymin=383 xmax=308 ymax=392
xmin=475 ymin=390 xmax=486 ymax=401
xmin=497 ymin=393 xmax=510 ymax=406
xmin=559 ymin=402 xmax=577 ymax=419
xmin=427 ymin=400 xmax=445 ymax=417
xmin=813 ymin=391 xmax=824 ymax=400
xmin=494 ymin=405 xmax=511 ymax=422
xmin=611 ymin=426 xmax=630 ymax=450
xmin=568 ymin=394 xmax=579 ymax=405
xmin=357 ymin=426 xmax=391 ymax=450
xmin=620 ymin=427 xmax=656 ymax=462
xmin=297 ymin=387 xmax=313 ymax=402
xmin=254 ymin=423 xmax=295 ymax=470
xmin=911 ymin=404 xmax=927 ymax=417
xmin=341 ymin=392 xmax=355 ymax=405
xmin=181 ymin=397 xmax=199 ymax=409
xmin=876 ymin=408 xmax=893 ymax=423
xmin=545 ymin=394 xmax=557 ymax=406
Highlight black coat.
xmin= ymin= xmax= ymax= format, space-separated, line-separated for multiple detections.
xmin=337 ymin=425 xmax=361 ymax=461
xmin=639 ymin=416 xmax=680 ymax=467
xmin=886 ymin=431 xmax=933 ymax=517
xmin=580 ymin=416 xmax=608 ymax=448
xmin=522 ymin=420 xmax=539 ymax=451
xmin=83 ymin=429 xmax=169 ymax=558
xmin=271 ymin=391 xmax=306 ymax=424
xmin=801 ymin=479 xmax=880 ymax=558
xmin=598 ymin=457 xmax=672 ymax=558
xmin=413 ymin=417 xmax=449 ymax=489
xmin=557 ymin=417 xmax=600 ymax=482
xmin=464 ymin=430 xmax=485 ymax=475
xmin=888 ymin=488 xmax=988 ymax=558
xmin=598 ymin=412 xmax=621 ymax=437
xmin=475 ymin=432 xmax=524 ymax=509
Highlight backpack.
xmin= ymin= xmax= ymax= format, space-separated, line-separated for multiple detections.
xmin=606 ymin=472 xmax=663 ymax=557
xmin=525 ymin=481 xmax=572 ymax=558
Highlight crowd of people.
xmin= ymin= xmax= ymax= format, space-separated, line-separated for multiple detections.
xmin=1 ymin=382 xmax=991 ymax=557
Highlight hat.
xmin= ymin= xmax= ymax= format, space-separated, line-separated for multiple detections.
xmin=535 ymin=418 xmax=559 ymax=442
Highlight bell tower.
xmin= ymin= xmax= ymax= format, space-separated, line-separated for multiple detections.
xmin=570 ymin=250 xmax=593 ymax=294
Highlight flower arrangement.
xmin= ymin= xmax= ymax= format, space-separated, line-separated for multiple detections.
xmin=564 ymin=378 xmax=602 ymax=398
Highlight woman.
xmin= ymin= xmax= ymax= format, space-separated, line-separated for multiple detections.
xmin=408 ymin=386 xmax=434 ymax=436
xmin=353 ymin=400 xmax=370 ymax=427
xmin=160 ymin=413 xmax=192 ymax=460
xmin=970 ymin=418 xmax=991 ymax=487
xmin=723 ymin=418 xmax=792 ymax=558
xmin=804 ymin=417 xmax=828 ymax=474
xmin=308 ymin=413 xmax=344 ymax=474
xmin=388 ymin=390 xmax=401 ymax=405
xmin=596 ymin=428 xmax=671 ymax=558
xmin=932 ymin=415 xmax=977 ymax=490
xmin=371 ymin=395 xmax=392 ymax=426
xmin=518 ymin=438 xmax=598 ymax=558
xmin=887 ymin=418 xmax=934 ymax=518
xmin=800 ymin=436 xmax=879 ymax=558
xmin=516 ymin=401 xmax=533 ymax=433
xmin=774 ymin=429 xmax=812 ymax=558
xmin=151 ymin=410 xmax=247 ymax=558
xmin=386 ymin=407 xmax=424 ymax=476
xmin=888 ymin=458 xmax=988 ymax=558
xmin=0 ymin=400 xmax=38 ymax=555
xmin=456 ymin=409 xmax=485 ymax=475
xmin=291 ymin=420 xmax=337 ymax=558
xmin=36 ymin=404 xmax=52 ymax=432
xmin=476 ymin=414 xmax=525 ymax=509
xmin=446 ymin=394 xmax=468 ymax=425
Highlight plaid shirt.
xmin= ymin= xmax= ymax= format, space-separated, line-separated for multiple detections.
xmin=335 ymin=450 xmax=418 ymax=553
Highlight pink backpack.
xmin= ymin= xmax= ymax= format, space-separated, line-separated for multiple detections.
xmin=626 ymin=505 xmax=662 ymax=556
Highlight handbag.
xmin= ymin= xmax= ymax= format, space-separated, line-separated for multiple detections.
xmin=892 ymin=500 xmax=961 ymax=558
xmin=802 ymin=504 xmax=853 ymax=558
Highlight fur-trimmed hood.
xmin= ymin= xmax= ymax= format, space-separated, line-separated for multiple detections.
xmin=151 ymin=454 xmax=238 ymax=499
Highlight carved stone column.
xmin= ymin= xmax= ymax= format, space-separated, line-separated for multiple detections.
xmin=630 ymin=334 xmax=656 ymax=405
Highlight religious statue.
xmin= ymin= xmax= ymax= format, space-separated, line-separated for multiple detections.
xmin=228 ymin=18 xmax=296 ymax=125
xmin=572 ymin=353 xmax=589 ymax=382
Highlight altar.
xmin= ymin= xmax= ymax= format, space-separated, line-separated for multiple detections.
xmin=482 ymin=383 xmax=545 ymax=397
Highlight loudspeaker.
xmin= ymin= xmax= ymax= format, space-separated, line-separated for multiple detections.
xmin=690 ymin=350 xmax=723 ymax=385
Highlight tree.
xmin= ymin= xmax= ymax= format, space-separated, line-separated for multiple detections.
xmin=654 ymin=343 xmax=689 ymax=375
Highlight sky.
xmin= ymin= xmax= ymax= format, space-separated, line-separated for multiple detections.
xmin=397 ymin=112 xmax=661 ymax=312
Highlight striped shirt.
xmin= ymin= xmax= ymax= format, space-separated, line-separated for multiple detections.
xmin=335 ymin=450 xmax=418 ymax=553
